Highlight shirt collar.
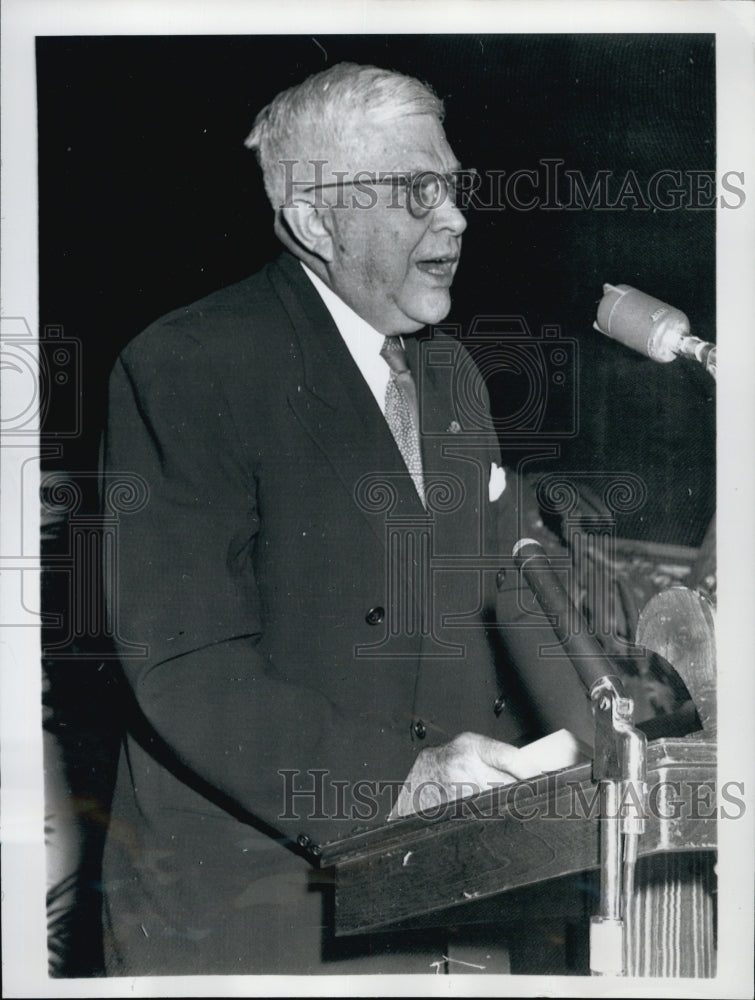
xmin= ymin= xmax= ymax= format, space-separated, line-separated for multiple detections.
xmin=300 ymin=262 xmax=385 ymax=345
xmin=299 ymin=261 xmax=398 ymax=413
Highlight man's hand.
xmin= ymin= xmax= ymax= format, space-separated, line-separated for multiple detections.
xmin=389 ymin=731 xmax=544 ymax=819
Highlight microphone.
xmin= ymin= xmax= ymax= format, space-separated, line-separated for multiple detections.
xmin=594 ymin=283 xmax=716 ymax=376
xmin=512 ymin=538 xmax=625 ymax=699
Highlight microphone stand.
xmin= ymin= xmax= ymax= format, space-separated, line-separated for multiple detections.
xmin=515 ymin=286 xmax=715 ymax=971
xmin=590 ymin=677 xmax=647 ymax=976
xmin=514 ymin=539 xmax=647 ymax=976
xmin=676 ymin=336 xmax=716 ymax=380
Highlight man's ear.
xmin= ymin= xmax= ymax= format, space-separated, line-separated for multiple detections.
xmin=279 ymin=201 xmax=334 ymax=262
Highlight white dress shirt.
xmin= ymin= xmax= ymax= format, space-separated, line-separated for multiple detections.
xmin=300 ymin=262 xmax=398 ymax=416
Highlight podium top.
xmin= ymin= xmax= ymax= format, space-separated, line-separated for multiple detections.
xmin=319 ymin=736 xmax=716 ymax=936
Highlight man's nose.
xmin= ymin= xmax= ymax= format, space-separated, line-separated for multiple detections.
xmin=430 ymin=197 xmax=467 ymax=236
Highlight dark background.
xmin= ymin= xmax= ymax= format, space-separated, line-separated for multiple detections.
xmin=37 ymin=33 xmax=716 ymax=545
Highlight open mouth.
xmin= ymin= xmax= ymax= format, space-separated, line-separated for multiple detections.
xmin=415 ymin=256 xmax=458 ymax=278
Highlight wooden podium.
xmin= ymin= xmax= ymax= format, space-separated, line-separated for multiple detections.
xmin=319 ymin=736 xmax=716 ymax=975
xmin=319 ymin=588 xmax=717 ymax=977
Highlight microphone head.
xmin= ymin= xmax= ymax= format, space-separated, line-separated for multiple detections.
xmin=594 ymin=283 xmax=689 ymax=362
xmin=512 ymin=537 xmax=546 ymax=565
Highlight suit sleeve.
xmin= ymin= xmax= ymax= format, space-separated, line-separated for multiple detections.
xmin=103 ymin=327 xmax=409 ymax=847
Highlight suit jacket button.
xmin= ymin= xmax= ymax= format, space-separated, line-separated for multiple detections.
xmin=496 ymin=568 xmax=507 ymax=589
xmin=413 ymin=720 xmax=427 ymax=739
xmin=493 ymin=694 xmax=506 ymax=716
xmin=365 ymin=606 xmax=385 ymax=625
xmin=297 ymin=834 xmax=311 ymax=848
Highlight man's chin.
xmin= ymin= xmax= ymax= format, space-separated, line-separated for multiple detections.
xmin=402 ymin=291 xmax=453 ymax=330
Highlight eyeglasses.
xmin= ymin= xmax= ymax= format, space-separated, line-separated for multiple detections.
xmin=303 ymin=169 xmax=479 ymax=219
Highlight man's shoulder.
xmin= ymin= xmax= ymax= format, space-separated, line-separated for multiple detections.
xmin=121 ymin=259 xmax=286 ymax=367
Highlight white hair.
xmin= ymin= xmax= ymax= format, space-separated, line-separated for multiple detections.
xmin=244 ymin=62 xmax=445 ymax=208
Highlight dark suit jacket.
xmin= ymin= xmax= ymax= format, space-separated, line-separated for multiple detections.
xmin=101 ymin=252 xmax=593 ymax=974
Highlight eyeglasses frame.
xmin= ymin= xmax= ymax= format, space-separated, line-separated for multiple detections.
xmin=298 ymin=168 xmax=480 ymax=218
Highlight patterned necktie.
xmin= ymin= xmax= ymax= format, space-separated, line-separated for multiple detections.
xmin=380 ymin=336 xmax=425 ymax=505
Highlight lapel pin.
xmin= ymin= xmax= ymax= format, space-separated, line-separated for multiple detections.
xmin=447 ymin=420 xmax=461 ymax=434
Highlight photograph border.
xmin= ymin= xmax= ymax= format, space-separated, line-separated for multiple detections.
xmin=2 ymin=2 xmax=754 ymax=997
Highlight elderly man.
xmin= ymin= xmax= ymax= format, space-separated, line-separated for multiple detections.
xmin=101 ymin=62 xmax=593 ymax=975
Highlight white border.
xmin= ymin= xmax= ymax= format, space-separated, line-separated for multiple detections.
xmin=2 ymin=1 xmax=754 ymax=997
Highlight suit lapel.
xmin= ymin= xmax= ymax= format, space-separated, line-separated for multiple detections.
xmin=406 ymin=333 xmax=447 ymax=484
xmin=412 ymin=331 xmax=502 ymax=561
xmin=268 ymin=255 xmax=425 ymax=544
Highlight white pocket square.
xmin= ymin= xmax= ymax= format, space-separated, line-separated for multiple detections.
xmin=488 ymin=462 xmax=507 ymax=502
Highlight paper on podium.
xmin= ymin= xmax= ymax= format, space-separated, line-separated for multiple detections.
xmin=517 ymin=728 xmax=591 ymax=775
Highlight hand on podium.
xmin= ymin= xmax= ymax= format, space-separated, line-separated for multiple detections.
xmin=389 ymin=729 xmax=587 ymax=819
